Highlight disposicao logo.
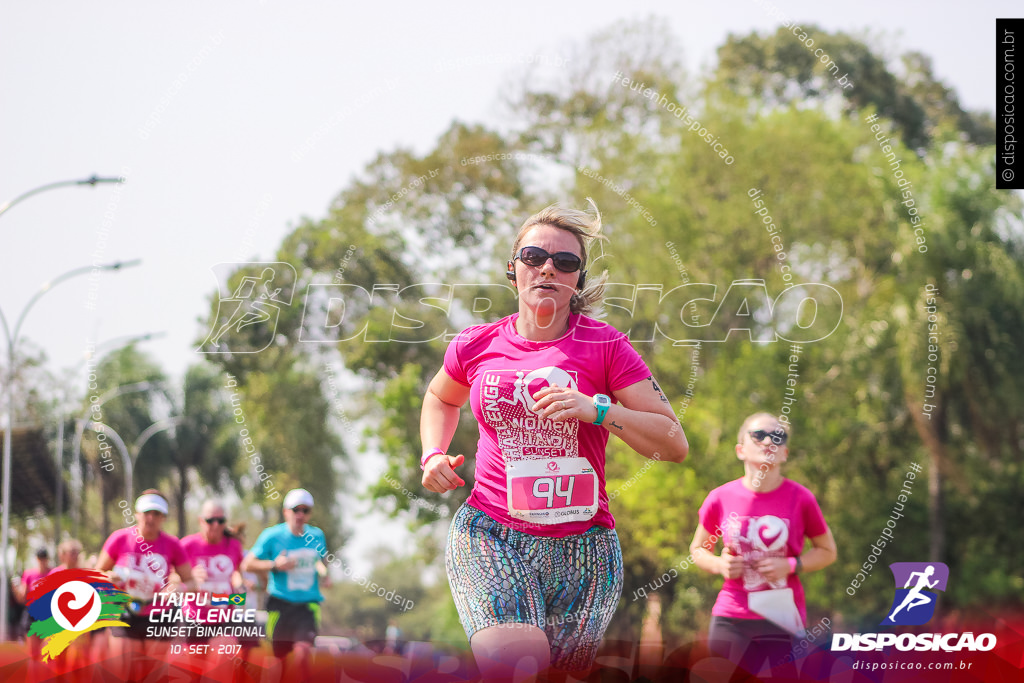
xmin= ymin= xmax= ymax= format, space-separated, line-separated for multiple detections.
xmin=883 ymin=562 xmax=949 ymax=626
xmin=832 ymin=562 xmax=996 ymax=653
xmin=26 ymin=569 xmax=130 ymax=660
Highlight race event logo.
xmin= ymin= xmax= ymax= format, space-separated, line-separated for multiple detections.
xmin=26 ymin=569 xmax=130 ymax=660
xmin=148 ymin=591 xmax=262 ymax=641
xmin=833 ymin=562 xmax=996 ymax=653
xmin=883 ymin=561 xmax=949 ymax=626
xmin=198 ymin=262 xmax=297 ymax=354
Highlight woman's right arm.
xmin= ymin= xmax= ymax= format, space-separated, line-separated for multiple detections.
xmin=94 ymin=549 xmax=119 ymax=584
xmin=420 ymin=367 xmax=470 ymax=493
xmin=690 ymin=525 xmax=743 ymax=580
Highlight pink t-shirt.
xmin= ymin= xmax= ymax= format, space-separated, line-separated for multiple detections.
xmin=21 ymin=566 xmax=53 ymax=593
xmin=699 ymin=478 xmax=829 ymax=622
xmin=101 ymin=527 xmax=187 ymax=611
xmin=444 ymin=313 xmax=652 ymax=537
xmin=180 ymin=533 xmax=244 ymax=621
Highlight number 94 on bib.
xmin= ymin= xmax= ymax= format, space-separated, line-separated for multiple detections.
xmin=506 ymin=458 xmax=598 ymax=525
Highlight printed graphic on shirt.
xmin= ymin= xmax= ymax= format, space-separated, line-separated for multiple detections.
xmin=113 ymin=553 xmax=170 ymax=602
xmin=195 ymin=554 xmax=235 ymax=594
xmin=725 ymin=514 xmax=792 ymax=591
xmin=479 ymin=366 xmax=580 ymax=462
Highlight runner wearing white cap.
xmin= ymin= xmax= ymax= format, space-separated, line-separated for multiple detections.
xmin=241 ymin=488 xmax=329 ymax=679
xmin=95 ymin=489 xmax=193 ymax=677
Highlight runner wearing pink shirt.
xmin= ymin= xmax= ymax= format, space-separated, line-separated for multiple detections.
xmin=14 ymin=548 xmax=51 ymax=606
xmin=95 ymin=489 xmax=193 ymax=677
xmin=421 ymin=203 xmax=689 ymax=681
xmin=180 ymin=500 xmax=244 ymax=631
xmin=15 ymin=548 xmax=52 ymax=649
xmin=690 ymin=412 xmax=837 ymax=678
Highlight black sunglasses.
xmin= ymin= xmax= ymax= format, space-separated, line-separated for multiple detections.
xmin=514 ymin=246 xmax=583 ymax=273
xmin=749 ymin=429 xmax=788 ymax=446
xmin=204 ymin=517 xmax=226 ymax=524
xmin=291 ymin=506 xmax=311 ymax=514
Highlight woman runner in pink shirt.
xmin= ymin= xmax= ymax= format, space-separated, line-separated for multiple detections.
xmin=421 ymin=203 xmax=689 ymax=681
xmin=180 ymin=500 xmax=245 ymax=642
xmin=690 ymin=412 xmax=837 ymax=678
xmin=95 ymin=489 xmax=193 ymax=678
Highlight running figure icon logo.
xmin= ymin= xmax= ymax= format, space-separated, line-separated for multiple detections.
xmin=883 ymin=562 xmax=949 ymax=626
xmin=198 ymin=262 xmax=297 ymax=354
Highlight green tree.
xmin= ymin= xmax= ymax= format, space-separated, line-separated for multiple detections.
xmin=892 ymin=143 xmax=1024 ymax=594
xmin=713 ymin=26 xmax=994 ymax=152
xmin=166 ymin=362 xmax=241 ymax=535
xmin=80 ymin=345 xmax=171 ymax=540
xmin=230 ymin=364 xmax=345 ymax=547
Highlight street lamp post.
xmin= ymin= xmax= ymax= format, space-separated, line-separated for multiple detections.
xmin=55 ymin=332 xmax=165 ymax=543
xmin=79 ymin=416 xmax=183 ymax=506
xmin=73 ymin=416 xmax=181 ymax=545
xmin=0 ymin=259 xmax=139 ymax=642
xmin=83 ymin=422 xmax=132 ymax=506
xmin=0 ymin=172 xmax=128 ymax=642
xmin=0 ymin=175 xmax=124 ymax=219
xmin=69 ymin=380 xmax=163 ymax=539
xmin=128 ymin=417 xmax=183 ymax=501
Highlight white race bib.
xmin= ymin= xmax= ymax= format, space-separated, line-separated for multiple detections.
xmin=284 ymin=548 xmax=319 ymax=592
xmin=506 ymin=457 xmax=598 ymax=525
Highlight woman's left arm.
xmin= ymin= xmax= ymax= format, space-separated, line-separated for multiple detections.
xmin=800 ymin=530 xmax=837 ymax=573
xmin=532 ymin=375 xmax=688 ymax=462
xmin=756 ymin=529 xmax=838 ymax=582
xmin=172 ymin=562 xmax=194 ymax=591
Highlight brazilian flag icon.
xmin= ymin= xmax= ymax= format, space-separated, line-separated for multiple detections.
xmin=228 ymin=593 xmax=246 ymax=606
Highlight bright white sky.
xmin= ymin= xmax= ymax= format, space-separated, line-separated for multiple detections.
xmin=1 ymin=0 xmax=1013 ymax=570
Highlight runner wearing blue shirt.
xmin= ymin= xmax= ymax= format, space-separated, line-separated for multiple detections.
xmin=241 ymin=488 xmax=329 ymax=673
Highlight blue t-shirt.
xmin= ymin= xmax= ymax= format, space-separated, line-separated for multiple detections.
xmin=249 ymin=523 xmax=327 ymax=603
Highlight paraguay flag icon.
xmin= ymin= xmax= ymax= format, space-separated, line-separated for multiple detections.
xmin=26 ymin=569 xmax=131 ymax=661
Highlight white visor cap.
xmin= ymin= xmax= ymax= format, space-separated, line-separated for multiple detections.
xmin=283 ymin=488 xmax=314 ymax=510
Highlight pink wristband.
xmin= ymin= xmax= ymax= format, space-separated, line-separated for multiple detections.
xmin=788 ymin=557 xmax=798 ymax=574
xmin=420 ymin=447 xmax=445 ymax=470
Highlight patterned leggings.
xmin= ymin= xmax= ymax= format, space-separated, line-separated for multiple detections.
xmin=445 ymin=503 xmax=623 ymax=671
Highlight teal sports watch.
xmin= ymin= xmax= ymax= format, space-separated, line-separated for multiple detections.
xmin=593 ymin=394 xmax=612 ymax=426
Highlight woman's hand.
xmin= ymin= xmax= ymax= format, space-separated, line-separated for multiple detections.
xmin=191 ymin=563 xmax=208 ymax=585
xmin=421 ymin=453 xmax=466 ymax=493
xmin=420 ymin=368 xmax=469 ymax=492
xmin=531 ymin=375 xmax=687 ymax=462
xmin=755 ymin=556 xmax=792 ymax=583
xmin=719 ymin=548 xmax=745 ymax=580
xmin=531 ymin=384 xmax=598 ymax=422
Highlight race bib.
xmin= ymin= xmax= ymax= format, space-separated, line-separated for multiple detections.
xmin=284 ymin=548 xmax=320 ymax=592
xmin=507 ymin=457 xmax=598 ymax=525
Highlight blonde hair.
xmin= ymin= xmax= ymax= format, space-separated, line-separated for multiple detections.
xmin=737 ymin=412 xmax=791 ymax=446
xmin=511 ymin=200 xmax=608 ymax=316
xmin=58 ymin=539 xmax=83 ymax=555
